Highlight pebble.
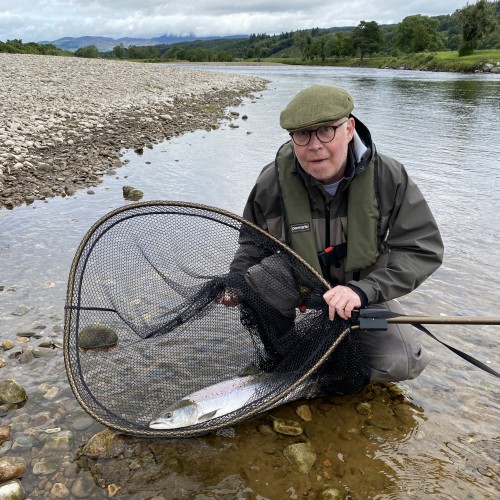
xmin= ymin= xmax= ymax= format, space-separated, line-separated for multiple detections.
xmin=32 ymin=457 xmax=60 ymax=475
xmin=0 ymin=425 xmax=12 ymax=444
xmin=272 ymin=416 xmax=303 ymax=436
xmin=2 ymin=340 xmax=15 ymax=351
xmin=0 ymin=379 xmax=27 ymax=404
xmin=282 ymin=441 xmax=317 ymax=474
xmin=0 ymin=479 xmax=25 ymax=499
xmin=295 ymin=403 xmax=313 ymax=421
xmin=0 ymin=456 xmax=26 ymax=481
xmin=51 ymin=482 xmax=70 ymax=498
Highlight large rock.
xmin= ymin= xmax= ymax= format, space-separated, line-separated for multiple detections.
xmin=0 ymin=479 xmax=25 ymax=500
xmin=0 ymin=379 xmax=27 ymax=404
xmin=0 ymin=456 xmax=26 ymax=481
xmin=81 ymin=428 xmax=127 ymax=458
xmin=283 ymin=441 xmax=317 ymax=473
xmin=78 ymin=324 xmax=118 ymax=350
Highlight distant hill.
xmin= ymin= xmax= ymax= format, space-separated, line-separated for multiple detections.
xmin=38 ymin=34 xmax=249 ymax=52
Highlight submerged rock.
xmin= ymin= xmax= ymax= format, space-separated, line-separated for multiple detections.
xmin=272 ymin=416 xmax=303 ymax=436
xmin=122 ymin=185 xmax=144 ymax=201
xmin=81 ymin=428 xmax=127 ymax=459
xmin=283 ymin=441 xmax=317 ymax=474
xmin=78 ymin=324 xmax=118 ymax=350
xmin=0 ymin=379 xmax=27 ymax=404
xmin=0 ymin=479 xmax=25 ymax=500
xmin=0 ymin=456 xmax=26 ymax=482
xmin=0 ymin=425 xmax=12 ymax=444
xmin=295 ymin=404 xmax=313 ymax=421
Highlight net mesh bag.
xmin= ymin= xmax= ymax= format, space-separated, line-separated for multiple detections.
xmin=64 ymin=201 xmax=370 ymax=437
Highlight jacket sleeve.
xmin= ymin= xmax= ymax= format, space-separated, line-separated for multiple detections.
xmin=229 ymin=164 xmax=277 ymax=274
xmin=349 ymin=159 xmax=444 ymax=304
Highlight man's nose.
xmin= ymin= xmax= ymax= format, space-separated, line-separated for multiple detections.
xmin=308 ymin=131 xmax=323 ymax=148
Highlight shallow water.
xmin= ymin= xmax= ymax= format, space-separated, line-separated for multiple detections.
xmin=1 ymin=64 xmax=499 ymax=498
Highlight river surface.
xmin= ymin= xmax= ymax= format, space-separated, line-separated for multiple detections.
xmin=1 ymin=64 xmax=499 ymax=498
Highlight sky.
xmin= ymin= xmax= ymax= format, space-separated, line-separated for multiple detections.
xmin=1 ymin=1 xmax=468 ymax=43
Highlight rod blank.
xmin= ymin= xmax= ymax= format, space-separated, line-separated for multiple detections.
xmin=387 ymin=316 xmax=500 ymax=325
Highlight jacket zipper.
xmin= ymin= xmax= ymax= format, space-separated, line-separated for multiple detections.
xmin=323 ymin=197 xmax=332 ymax=281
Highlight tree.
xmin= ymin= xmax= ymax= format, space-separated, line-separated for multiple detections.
xmin=74 ymin=45 xmax=99 ymax=58
xmin=112 ymin=44 xmax=125 ymax=59
xmin=457 ymin=0 xmax=497 ymax=55
xmin=293 ymin=31 xmax=312 ymax=60
xmin=326 ymin=32 xmax=352 ymax=59
xmin=311 ymin=36 xmax=328 ymax=61
xmin=351 ymin=21 xmax=384 ymax=60
xmin=394 ymin=15 xmax=443 ymax=53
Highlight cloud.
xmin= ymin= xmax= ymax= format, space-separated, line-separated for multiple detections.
xmin=0 ymin=0 xmax=466 ymax=43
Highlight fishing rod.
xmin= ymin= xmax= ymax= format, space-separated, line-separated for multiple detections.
xmin=352 ymin=307 xmax=500 ymax=325
xmin=388 ymin=316 xmax=500 ymax=325
xmin=351 ymin=307 xmax=500 ymax=378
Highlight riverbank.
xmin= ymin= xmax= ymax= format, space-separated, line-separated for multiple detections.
xmin=262 ymin=49 xmax=500 ymax=74
xmin=0 ymin=54 xmax=268 ymax=210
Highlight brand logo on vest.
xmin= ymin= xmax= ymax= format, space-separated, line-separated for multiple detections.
xmin=290 ymin=223 xmax=310 ymax=233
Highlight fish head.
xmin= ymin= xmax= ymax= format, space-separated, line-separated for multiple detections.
xmin=149 ymin=398 xmax=200 ymax=430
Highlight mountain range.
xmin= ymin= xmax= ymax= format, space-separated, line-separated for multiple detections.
xmin=39 ymin=34 xmax=248 ymax=52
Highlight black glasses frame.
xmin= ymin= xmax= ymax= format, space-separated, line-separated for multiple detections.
xmin=290 ymin=119 xmax=349 ymax=146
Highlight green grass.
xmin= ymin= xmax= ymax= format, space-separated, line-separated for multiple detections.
xmin=261 ymin=50 xmax=500 ymax=73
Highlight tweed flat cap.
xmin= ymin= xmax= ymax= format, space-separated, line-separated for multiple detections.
xmin=280 ymin=85 xmax=354 ymax=132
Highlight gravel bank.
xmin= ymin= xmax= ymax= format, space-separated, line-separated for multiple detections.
xmin=0 ymin=54 xmax=268 ymax=210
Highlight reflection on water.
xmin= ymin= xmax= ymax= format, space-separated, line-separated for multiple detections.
xmin=1 ymin=65 xmax=499 ymax=498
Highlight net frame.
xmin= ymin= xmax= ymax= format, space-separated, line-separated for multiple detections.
xmin=64 ymin=201 xmax=357 ymax=438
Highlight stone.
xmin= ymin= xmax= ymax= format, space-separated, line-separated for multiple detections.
xmin=51 ymin=482 xmax=70 ymax=498
xmin=295 ymin=404 xmax=313 ymax=421
xmin=81 ymin=428 xmax=127 ymax=458
xmin=2 ymin=340 xmax=15 ymax=351
xmin=318 ymin=486 xmax=345 ymax=499
xmin=71 ymin=473 xmax=98 ymax=498
xmin=0 ymin=379 xmax=27 ymax=404
xmin=0 ymin=456 xmax=26 ymax=481
xmin=356 ymin=402 xmax=371 ymax=415
xmin=42 ymin=430 xmax=73 ymax=451
xmin=272 ymin=416 xmax=303 ymax=436
xmin=0 ymin=480 xmax=25 ymax=500
xmin=33 ymin=457 xmax=60 ymax=475
xmin=0 ymin=425 xmax=12 ymax=444
xmin=78 ymin=323 xmax=118 ymax=350
xmin=283 ymin=441 xmax=317 ymax=474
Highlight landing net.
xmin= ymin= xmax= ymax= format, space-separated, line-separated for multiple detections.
xmin=64 ymin=201 xmax=370 ymax=437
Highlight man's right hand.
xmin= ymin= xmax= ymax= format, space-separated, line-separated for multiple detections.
xmin=217 ymin=288 xmax=242 ymax=307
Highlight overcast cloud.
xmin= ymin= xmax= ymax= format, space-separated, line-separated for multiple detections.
xmin=1 ymin=1 xmax=466 ymax=43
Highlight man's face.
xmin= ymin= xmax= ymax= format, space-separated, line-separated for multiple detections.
xmin=292 ymin=117 xmax=355 ymax=184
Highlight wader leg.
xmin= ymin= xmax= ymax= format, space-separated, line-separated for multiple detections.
xmin=358 ymin=299 xmax=430 ymax=382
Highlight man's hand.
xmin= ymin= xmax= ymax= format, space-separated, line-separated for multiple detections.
xmin=217 ymin=288 xmax=242 ymax=307
xmin=323 ymin=285 xmax=361 ymax=320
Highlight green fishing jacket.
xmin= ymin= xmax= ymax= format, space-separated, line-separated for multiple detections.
xmin=233 ymin=117 xmax=444 ymax=305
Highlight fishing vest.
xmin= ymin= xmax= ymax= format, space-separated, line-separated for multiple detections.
xmin=276 ymin=141 xmax=380 ymax=275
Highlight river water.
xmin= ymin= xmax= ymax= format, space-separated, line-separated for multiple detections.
xmin=1 ymin=64 xmax=499 ymax=498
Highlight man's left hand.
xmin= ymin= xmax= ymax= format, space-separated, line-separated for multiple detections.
xmin=323 ymin=285 xmax=361 ymax=320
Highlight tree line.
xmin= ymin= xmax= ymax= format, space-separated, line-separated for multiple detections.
xmin=0 ymin=38 xmax=68 ymax=56
xmin=104 ymin=0 xmax=500 ymax=61
xmin=1 ymin=0 xmax=498 ymax=62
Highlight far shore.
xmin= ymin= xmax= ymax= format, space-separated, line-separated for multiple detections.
xmin=149 ymin=49 xmax=500 ymax=74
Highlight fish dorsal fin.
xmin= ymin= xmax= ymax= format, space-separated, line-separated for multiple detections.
xmin=197 ymin=409 xmax=219 ymax=423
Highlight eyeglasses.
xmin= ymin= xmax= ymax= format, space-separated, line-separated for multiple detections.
xmin=290 ymin=119 xmax=349 ymax=146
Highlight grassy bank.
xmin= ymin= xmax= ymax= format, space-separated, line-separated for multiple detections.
xmin=260 ymin=50 xmax=500 ymax=73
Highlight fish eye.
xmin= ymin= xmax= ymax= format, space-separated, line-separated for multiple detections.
xmin=165 ymin=412 xmax=172 ymax=419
